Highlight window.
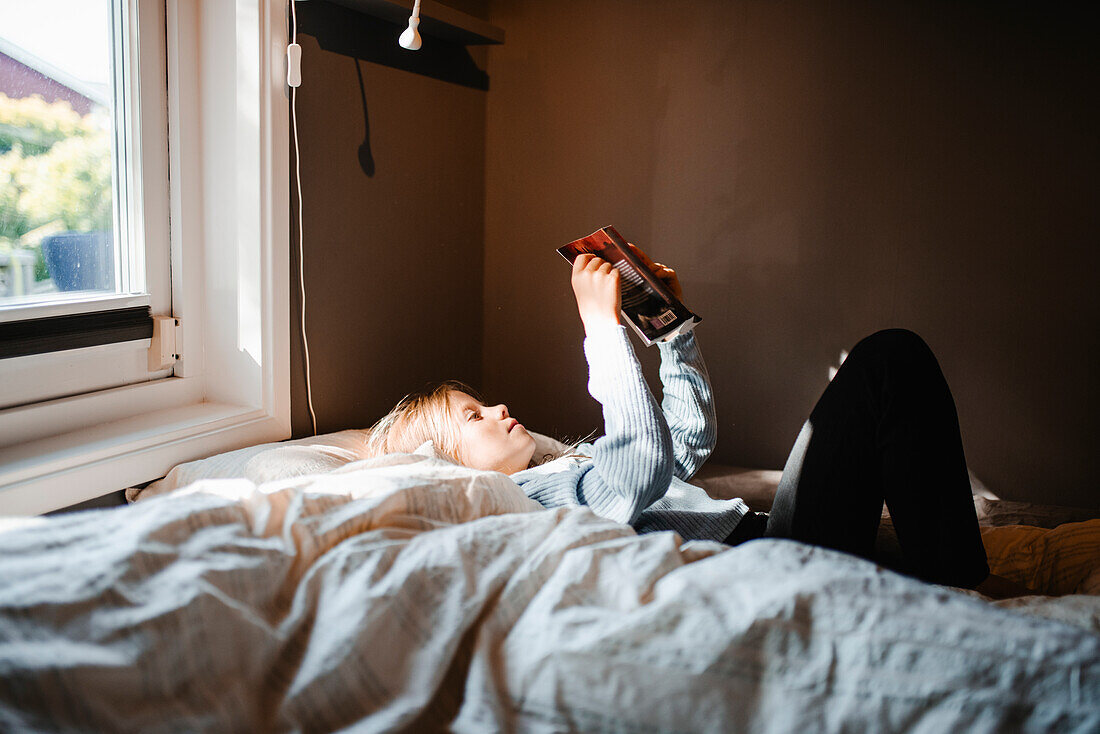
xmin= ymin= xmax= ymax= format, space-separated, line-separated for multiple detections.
xmin=0 ymin=0 xmax=290 ymax=515
xmin=0 ymin=0 xmax=121 ymax=306
xmin=0 ymin=0 xmax=171 ymax=407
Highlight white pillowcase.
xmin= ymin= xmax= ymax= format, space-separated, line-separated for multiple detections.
xmin=528 ymin=430 xmax=574 ymax=463
xmin=127 ymin=429 xmax=372 ymax=502
xmin=127 ymin=428 xmax=572 ymax=502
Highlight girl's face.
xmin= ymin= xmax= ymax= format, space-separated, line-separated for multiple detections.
xmin=448 ymin=391 xmax=536 ymax=474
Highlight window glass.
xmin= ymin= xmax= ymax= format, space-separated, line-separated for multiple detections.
xmin=0 ymin=0 xmax=119 ymax=306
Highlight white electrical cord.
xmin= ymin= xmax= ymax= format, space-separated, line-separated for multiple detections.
xmin=289 ymin=1 xmax=318 ymax=436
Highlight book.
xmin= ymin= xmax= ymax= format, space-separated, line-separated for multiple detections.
xmin=557 ymin=226 xmax=701 ymax=346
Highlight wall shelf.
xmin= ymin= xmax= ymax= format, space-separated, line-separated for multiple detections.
xmin=323 ymin=0 xmax=504 ymax=45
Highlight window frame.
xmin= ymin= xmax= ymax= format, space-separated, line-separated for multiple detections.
xmin=0 ymin=0 xmax=290 ymax=515
xmin=0 ymin=306 xmax=153 ymax=359
xmin=0 ymin=0 xmax=171 ymax=405
xmin=0 ymin=0 xmax=171 ymax=324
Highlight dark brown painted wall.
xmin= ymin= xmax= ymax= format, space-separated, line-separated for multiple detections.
xmin=290 ymin=0 xmax=490 ymax=435
xmin=480 ymin=0 xmax=1098 ymax=508
xmin=292 ymin=0 xmax=1097 ymax=508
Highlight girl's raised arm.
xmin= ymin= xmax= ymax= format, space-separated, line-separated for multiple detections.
xmin=529 ymin=254 xmax=674 ymax=524
xmin=658 ymin=331 xmax=717 ymax=481
xmin=572 ymin=324 xmax=675 ymax=524
xmin=624 ymin=245 xmax=717 ymax=480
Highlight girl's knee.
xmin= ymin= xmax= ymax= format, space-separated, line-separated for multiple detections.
xmin=852 ymin=328 xmax=934 ymax=364
xmin=839 ymin=328 xmax=955 ymax=411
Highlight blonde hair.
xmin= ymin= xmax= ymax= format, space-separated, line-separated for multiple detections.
xmin=366 ymin=380 xmax=593 ymax=470
xmin=366 ymin=380 xmax=471 ymax=465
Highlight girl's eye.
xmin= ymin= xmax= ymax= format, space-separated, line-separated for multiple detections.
xmin=467 ymin=410 xmax=480 ymax=421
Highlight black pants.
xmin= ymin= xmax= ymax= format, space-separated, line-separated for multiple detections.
xmin=730 ymin=329 xmax=989 ymax=589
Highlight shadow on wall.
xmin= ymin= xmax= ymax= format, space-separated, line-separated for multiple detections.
xmin=297 ymin=1 xmax=489 ymax=91
xmin=353 ymin=59 xmax=374 ymax=177
xmin=287 ymin=0 xmax=490 ymax=438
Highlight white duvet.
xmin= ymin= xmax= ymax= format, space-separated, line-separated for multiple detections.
xmin=0 ymin=451 xmax=1097 ymax=732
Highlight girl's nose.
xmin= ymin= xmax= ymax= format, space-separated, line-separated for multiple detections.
xmin=495 ymin=403 xmax=509 ymax=419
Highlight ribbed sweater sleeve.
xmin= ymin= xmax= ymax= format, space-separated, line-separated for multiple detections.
xmin=657 ymin=331 xmax=717 ymax=481
xmin=521 ymin=325 xmax=674 ymax=525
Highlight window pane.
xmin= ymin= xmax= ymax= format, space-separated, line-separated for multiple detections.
xmin=0 ymin=0 xmax=118 ymax=306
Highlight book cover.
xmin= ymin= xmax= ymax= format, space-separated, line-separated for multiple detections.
xmin=557 ymin=226 xmax=701 ymax=346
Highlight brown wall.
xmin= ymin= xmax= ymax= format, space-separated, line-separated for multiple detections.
xmin=481 ymin=0 xmax=1099 ymax=508
xmin=290 ymin=1 xmax=490 ymax=435
xmin=291 ymin=0 xmax=1097 ymax=508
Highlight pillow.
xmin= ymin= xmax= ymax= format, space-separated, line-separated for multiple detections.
xmin=980 ymin=519 xmax=1100 ymax=595
xmin=128 ymin=428 xmax=573 ymax=503
xmin=973 ymin=496 xmax=1099 ymax=529
xmin=127 ymin=429 xmax=372 ymax=502
xmin=528 ymin=430 xmax=575 ymax=463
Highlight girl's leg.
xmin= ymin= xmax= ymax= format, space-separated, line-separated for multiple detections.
xmin=764 ymin=329 xmax=989 ymax=589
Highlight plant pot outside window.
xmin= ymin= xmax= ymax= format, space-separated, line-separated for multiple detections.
xmin=41 ymin=231 xmax=115 ymax=292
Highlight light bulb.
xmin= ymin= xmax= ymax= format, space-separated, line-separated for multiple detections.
xmin=399 ymin=16 xmax=421 ymax=50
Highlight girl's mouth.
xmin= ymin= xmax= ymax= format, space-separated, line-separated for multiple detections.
xmin=508 ymin=419 xmax=519 ymax=432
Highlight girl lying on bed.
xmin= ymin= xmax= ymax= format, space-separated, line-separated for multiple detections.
xmin=367 ymin=246 xmax=1030 ymax=598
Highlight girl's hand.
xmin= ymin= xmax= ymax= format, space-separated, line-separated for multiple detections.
xmin=571 ymin=253 xmax=621 ymax=335
xmin=627 ymin=242 xmax=683 ymax=302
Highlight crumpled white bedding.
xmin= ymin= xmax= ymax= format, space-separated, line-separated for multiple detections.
xmin=1 ymin=451 xmax=1097 ymax=732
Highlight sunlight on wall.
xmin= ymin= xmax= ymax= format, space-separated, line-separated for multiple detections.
xmin=828 ymin=349 xmax=849 ymax=381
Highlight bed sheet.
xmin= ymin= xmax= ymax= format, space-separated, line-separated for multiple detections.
xmin=2 ymin=450 xmax=1097 ymax=732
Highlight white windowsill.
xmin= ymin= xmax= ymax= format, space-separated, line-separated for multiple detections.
xmin=0 ymin=399 xmax=284 ymax=516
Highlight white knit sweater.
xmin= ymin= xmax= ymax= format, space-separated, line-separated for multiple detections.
xmin=510 ymin=325 xmax=748 ymax=542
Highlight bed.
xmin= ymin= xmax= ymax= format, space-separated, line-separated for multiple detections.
xmin=0 ymin=430 xmax=1097 ymax=731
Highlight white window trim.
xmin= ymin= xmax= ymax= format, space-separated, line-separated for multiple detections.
xmin=0 ymin=293 xmax=151 ymax=323
xmin=0 ymin=0 xmax=290 ymax=516
xmin=0 ymin=0 xmax=173 ymax=409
